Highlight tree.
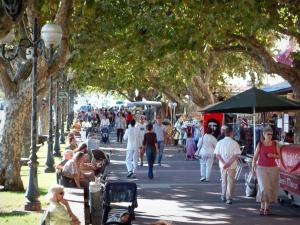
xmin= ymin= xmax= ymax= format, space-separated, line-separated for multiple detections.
xmin=0 ymin=0 xmax=74 ymax=191
xmin=69 ymin=1 xmax=263 ymax=112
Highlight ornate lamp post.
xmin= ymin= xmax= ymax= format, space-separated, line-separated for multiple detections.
xmin=45 ymin=76 xmax=55 ymax=173
xmin=0 ymin=16 xmax=62 ymax=210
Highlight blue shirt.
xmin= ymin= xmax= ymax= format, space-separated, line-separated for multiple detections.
xmin=153 ymin=123 xmax=166 ymax=142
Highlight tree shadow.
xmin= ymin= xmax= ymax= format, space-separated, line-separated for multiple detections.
xmin=0 ymin=211 xmax=29 ymax=217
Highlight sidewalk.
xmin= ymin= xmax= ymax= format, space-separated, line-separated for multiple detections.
xmin=103 ymin=134 xmax=300 ymax=225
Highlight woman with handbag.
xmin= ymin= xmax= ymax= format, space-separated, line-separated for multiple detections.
xmin=252 ymin=126 xmax=280 ymax=216
xmin=197 ymin=127 xmax=217 ymax=182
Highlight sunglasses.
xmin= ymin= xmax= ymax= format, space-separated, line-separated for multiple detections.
xmin=58 ymin=192 xmax=64 ymax=195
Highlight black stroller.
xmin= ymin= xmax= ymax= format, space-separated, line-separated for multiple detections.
xmin=101 ymin=127 xmax=110 ymax=144
xmin=90 ymin=149 xmax=110 ymax=177
xmin=102 ymin=182 xmax=138 ymax=225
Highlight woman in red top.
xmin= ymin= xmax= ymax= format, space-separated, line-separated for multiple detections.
xmin=252 ymin=126 xmax=280 ymax=216
xmin=125 ymin=111 xmax=133 ymax=128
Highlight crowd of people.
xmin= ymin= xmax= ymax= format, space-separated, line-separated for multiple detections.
xmin=43 ymin=105 xmax=281 ymax=224
xmin=195 ymin=124 xmax=280 ymax=215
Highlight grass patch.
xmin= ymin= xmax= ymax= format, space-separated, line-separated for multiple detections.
xmin=0 ymin=143 xmax=67 ymax=225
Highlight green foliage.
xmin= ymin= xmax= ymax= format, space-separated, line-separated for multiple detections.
xmin=68 ymin=0 xmax=299 ymax=103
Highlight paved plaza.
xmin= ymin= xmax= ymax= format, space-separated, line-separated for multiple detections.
xmin=103 ymin=134 xmax=300 ymax=225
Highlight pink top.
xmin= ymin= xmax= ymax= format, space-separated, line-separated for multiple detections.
xmin=257 ymin=141 xmax=277 ymax=167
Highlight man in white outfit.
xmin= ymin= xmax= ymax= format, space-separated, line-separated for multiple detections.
xmin=136 ymin=116 xmax=147 ymax=166
xmin=123 ymin=119 xmax=139 ymax=177
xmin=214 ymin=126 xmax=241 ymax=204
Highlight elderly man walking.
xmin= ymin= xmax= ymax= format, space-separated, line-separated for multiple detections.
xmin=153 ymin=116 xmax=166 ymax=166
xmin=214 ymin=126 xmax=241 ymax=204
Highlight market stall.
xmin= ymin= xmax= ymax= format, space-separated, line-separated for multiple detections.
xmin=203 ymin=87 xmax=300 ymax=202
xmin=278 ymin=144 xmax=300 ymax=205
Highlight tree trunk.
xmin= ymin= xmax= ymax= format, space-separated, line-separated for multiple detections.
xmin=38 ymin=98 xmax=49 ymax=136
xmin=0 ymin=95 xmax=30 ymax=191
xmin=190 ymin=75 xmax=215 ymax=107
xmin=21 ymin=104 xmax=31 ymax=158
xmin=291 ymin=81 xmax=300 ymax=144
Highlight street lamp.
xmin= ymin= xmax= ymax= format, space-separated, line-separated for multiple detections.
xmin=0 ymin=19 xmax=62 ymax=211
xmin=45 ymin=76 xmax=55 ymax=173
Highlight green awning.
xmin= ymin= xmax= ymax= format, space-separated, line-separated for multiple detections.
xmin=203 ymin=87 xmax=300 ymax=113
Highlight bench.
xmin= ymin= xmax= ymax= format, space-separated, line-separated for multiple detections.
xmin=64 ymin=187 xmax=90 ymax=225
xmin=21 ymin=157 xmax=30 ymax=166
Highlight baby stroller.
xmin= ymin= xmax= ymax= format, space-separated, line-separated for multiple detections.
xmin=101 ymin=127 xmax=110 ymax=144
xmin=102 ymin=181 xmax=138 ymax=225
xmin=91 ymin=149 xmax=110 ymax=177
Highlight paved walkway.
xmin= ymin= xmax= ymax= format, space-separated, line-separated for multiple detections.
xmin=101 ymin=131 xmax=300 ymax=225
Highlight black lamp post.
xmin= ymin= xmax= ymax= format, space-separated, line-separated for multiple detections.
xmin=45 ymin=76 xmax=55 ymax=173
xmin=60 ymin=76 xmax=65 ymax=144
xmin=66 ymin=86 xmax=71 ymax=131
xmin=0 ymin=14 xmax=62 ymax=210
xmin=53 ymin=80 xmax=61 ymax=157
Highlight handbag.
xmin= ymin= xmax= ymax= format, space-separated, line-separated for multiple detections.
xmin=195 ymin=134 xmax=205 ymax=159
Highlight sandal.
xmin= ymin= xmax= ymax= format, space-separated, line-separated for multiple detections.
xmin=264 ymin=209 xmax=272 ymax=216
xmin=259 ymin=208 xmax=264 ymax=216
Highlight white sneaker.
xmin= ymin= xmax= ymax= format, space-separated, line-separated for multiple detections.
xmin=200 ymin=177 xmax=206 ymax=182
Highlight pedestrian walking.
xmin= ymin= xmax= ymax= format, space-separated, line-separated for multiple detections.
xmin=198 ymin=126 xmax=217 ymax=182
xmin=252 ymin=126 xmax=280 ymax=216
xmin=153 ymin=116 xmax=166 ymax=166
xmin=143 ymin=123 xmax=159 ymax=179
xmin=115 ymin=111 xmax=126 ymax=143
xmin=214 ymin=126 xmax=241 ymax=204
xmin=123 ymin=119 xmax=139 ymax=178
xmin=136 ymin=116 xmax=147 ymax=166
xmin=185 ymin=131 xmax=196 ymax=160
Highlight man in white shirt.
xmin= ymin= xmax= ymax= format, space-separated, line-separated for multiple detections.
xmin=136 ymin=116 xmax=147 ymax=166
xmin=123 ymin=119 xmax=139 ymax=177
xmin=214 ymin=126 xmax=241 ymax=204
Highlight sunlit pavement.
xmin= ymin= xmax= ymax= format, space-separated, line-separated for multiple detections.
xmin=102 ymin=131 xmax=300 ymax=225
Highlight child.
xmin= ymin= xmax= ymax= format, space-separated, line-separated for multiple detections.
xmin=185 ymin=131 xmax=196 ymax=160
xmin=107 ymin=211 xmax=130 ymax=224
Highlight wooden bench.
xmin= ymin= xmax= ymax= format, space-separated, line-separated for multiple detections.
xmin=64 ymin=187 xmax=90 ymax=225
xmin=21 ymin=157 xmax=30 ymax=166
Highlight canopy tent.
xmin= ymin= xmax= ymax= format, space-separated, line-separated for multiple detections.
xmin=203 ymin=87 xmax=300 ymax=152
xmin=204 ymin=87 xmax=300 ymax=113
xmin=126 ymin=101 xmax=162 ymax=107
